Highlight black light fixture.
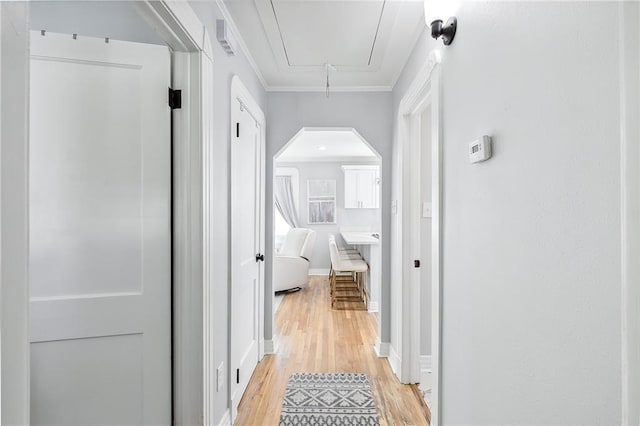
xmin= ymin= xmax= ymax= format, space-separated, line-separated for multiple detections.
xmin=424 ymin=0 xmax=458 ymax=46
xmin=429 ymin=17 xmax=457 ymax=46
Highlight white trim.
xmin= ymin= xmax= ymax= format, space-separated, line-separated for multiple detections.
xmin=0 ymin=3 xmax=30 ymax=423
xmin=218 ymin=409 xmax=232 ymax=426
xmin=388 ymin=344 xmax=402 ymax=378
xmin=619 ymin=3 xmax=640 ymax=424
xmin=263 ymin=340 xmax=276 ymax=355
xmin=375 ymin=341 xmax=389 ymax=358
xmin=214 ymin=0 xmax=268 ymax=89
xmin=368 ymin=301 xmax=379 ymax=313
xmin=309 ymin=268 xmax=330 ymax=276
xmin=395 ymin=50 xmax=443 ymax=426
xmin=128 ymin=2 xmax=215 ymax=424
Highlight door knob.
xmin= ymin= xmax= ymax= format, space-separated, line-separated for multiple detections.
xmin=255 ymin=253 xmax=265 ymax=262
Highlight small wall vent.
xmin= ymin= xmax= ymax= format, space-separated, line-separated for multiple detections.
xmin=216 ymin=19 xmax=237 ymax=56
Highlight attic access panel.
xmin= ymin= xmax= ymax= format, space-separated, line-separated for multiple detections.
xmin=271 ymin=0 xmax=385 ymax=67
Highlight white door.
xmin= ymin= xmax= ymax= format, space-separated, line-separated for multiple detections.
xmin=230 ymin=98 xmax=263 ymax=419
xmin=29 ymin=32 xmax=171 ymax=425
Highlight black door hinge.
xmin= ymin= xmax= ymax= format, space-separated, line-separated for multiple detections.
xmin=256 ymin=253 xmax=265 ymax=262
xmin=414 ymin=259 xmax=420 ymax=268
xmin=168 ymin=88 xmax=182 ymax=110
xmin=236 ymin=122 xmax=240 ymax=138
xmin=236 ymin=368 xmax=240 ymax=384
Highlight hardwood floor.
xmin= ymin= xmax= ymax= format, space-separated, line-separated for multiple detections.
xmin=235 ymin=276 xmax=430 ymax=425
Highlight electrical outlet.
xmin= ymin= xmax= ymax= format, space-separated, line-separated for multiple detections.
xmin=422 ymin=202 xmax=432 ymax=218
xmin=217 ymin=363 xmax=224 ymax=391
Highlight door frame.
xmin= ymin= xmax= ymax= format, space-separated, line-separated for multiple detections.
xmin=0 ymin=2 xmax=218 ymax=424
xmin=396 ymin=50 xmax=443 ymax=425
xmin=229 ymin=75 xmax=266 ymax=422
xmin=620 ymin=2 xmax=640 ymax=424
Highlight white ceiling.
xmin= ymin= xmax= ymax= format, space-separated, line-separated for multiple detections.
xmin=222 ymin=0 xmax=426 ymax=91
xmin=277 ymin=128 xmax=380 ymax=162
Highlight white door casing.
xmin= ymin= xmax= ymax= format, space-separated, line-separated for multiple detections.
xmin=395 ymin=51 xmax=443 ymax=425
xmin=29 ymin=32 xmax=171 ymax=425
xmin=230 ymin=76 xmax=266 ymax=422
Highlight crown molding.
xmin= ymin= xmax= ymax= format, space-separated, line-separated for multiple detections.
xmin=215 ymin=0 xmax=268 ymax=90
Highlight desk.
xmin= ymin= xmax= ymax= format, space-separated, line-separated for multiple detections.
xmin=340 ymin=232 xmax=380 ymax=312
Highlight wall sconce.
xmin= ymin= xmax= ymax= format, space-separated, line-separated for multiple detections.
xmin=424 ymin=0 xmax=458 ymax=46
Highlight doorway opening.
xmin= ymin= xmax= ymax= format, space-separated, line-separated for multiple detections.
xmin=271 ymin=127 xmax=383 ymax=341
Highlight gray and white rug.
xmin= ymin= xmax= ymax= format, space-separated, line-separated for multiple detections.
xmin=279 ymin=373 xmax=379 ymax=426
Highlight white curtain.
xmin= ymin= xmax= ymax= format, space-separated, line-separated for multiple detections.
xmin=274 ymin=175 xmax=300 ymax=228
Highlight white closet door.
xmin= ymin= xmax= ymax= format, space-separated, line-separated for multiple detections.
xmin=29 ymin=32 xmax=171 ymax=425
xmin=230 ymin=100 xmax=262 ymax=419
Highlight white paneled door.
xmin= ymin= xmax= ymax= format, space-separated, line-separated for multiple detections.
xmin=29 ymin=32 xmax=171 ymax=425
xmin=230 ymin=98 xmax=263 ymax=420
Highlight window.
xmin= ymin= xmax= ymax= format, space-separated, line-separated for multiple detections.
xmin=307 ymin=179 xmax=336 ymax=224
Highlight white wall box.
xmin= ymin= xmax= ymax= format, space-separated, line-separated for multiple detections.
xmin=342 ymin=165 xmax=380 ymax=209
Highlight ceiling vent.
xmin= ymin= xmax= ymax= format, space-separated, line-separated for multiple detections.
xmin=216 ymin=19 xmax=237 ymax=56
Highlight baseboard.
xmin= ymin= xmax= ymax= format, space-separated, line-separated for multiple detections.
xmin=368 ymin=301 xmax=379 ymax=312
xmin=309 ymin=268 xmax=330 ymax=276
xmin=264 ymin=339 xmax=275 ymax=355
xmin=388 ymin=344 xmax=401 ymax=378
xmin=375 ymin=341 xmax=389 ymax=357
xmin=218 ymin=409 xmax=231 ymax=426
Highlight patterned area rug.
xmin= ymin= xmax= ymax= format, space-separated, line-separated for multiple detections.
xmin=279 ymin=373 xmax=379 ymax=426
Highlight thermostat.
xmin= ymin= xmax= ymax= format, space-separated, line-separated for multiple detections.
xmin=469 ymin=136 xmax=492 ymax=163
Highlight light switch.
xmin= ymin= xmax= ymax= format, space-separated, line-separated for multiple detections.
xmin=422 ymin=202 xmax=432 ymax=218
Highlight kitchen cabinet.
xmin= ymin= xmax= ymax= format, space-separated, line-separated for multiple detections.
xmin=342 ymin=165 xmax=380 ymax=209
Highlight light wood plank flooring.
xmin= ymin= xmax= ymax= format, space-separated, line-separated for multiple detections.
xmin=235 ymin=276 xmax=430 ymax=425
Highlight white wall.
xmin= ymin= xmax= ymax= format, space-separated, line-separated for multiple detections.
xmin=1 ymin=2 xmax=30 ymax=424
xmin=276 ymin=161 xmax=380 ymax=271
xmin=266 ymin=92 xmax=393 ymax=344
xmin=393 ymin=2 xmax=624 ymax=424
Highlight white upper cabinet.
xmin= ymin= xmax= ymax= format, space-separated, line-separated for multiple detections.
xmin=342 ymin=165 xmax=380 ymax=209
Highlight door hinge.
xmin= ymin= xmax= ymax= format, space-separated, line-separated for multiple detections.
xmin=236 ymin=368 xmax=240 ymax=384
xmin=236 ymin=122 xmax=240 ymax=138
xmin=414 ymin=259 xmax=420 ymax=268
xmin=168 ymin=88 xmax=182 ymax=110
xmin=256 ymin=253 xmax=265 ymax=262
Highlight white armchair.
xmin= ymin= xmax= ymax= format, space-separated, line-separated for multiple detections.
xmin=274 ymin=228 xmax=316 ymax=293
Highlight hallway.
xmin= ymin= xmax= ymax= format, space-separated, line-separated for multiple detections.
xmin=236 ymin=276 xmax=429 ymax=425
